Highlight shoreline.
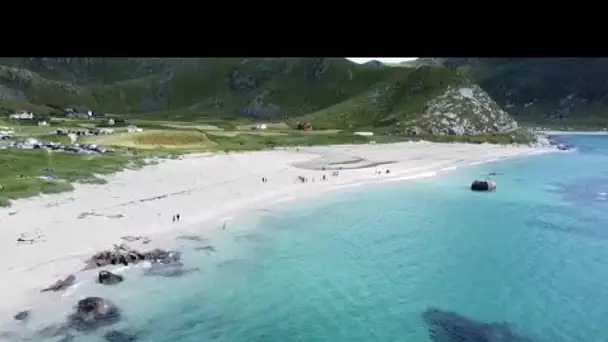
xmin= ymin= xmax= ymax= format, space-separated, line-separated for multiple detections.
xmin=539 ymin=130 xmax=608 ymax=136
xmin=0 ymin=141 xmax=558 ymax=324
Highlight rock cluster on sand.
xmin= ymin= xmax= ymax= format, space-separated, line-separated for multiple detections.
xmin=13 ymin=310 xmax=29 ymax=321
xmin=84 ymin=244 xmax=181 ymax=269
xmin=41 ymin=275 xmax=76 ymax=292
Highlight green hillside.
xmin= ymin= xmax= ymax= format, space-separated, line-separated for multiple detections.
xmin=416 ymin=58 xmax=608 ymax=128
xmin=0 ymin=58 xmax=519 ymax=135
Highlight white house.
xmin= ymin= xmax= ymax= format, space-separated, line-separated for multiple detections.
xmin=253 ymin=123 xmax=268 ymax=130
xmin=354 ymin=131 xmax=374 ymax=137
xmin=99 ymin=128 xmax=115 ymax=135
xmin=9 ymin=111 xmax=34 ymax=120
xmin=126 ymin=125 xmax=143 ymax=133
xmin=0 ymin=128 xmax=14 ymax=136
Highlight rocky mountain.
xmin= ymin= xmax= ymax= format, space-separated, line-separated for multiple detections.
xmin=0 ymin=58 xmax=519 ymax=135
xmin=416 ymin=58 xmax=608 ymax=127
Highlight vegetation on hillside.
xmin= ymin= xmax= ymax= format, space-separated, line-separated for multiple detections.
xmin=0 ymin=58 xmax=519 ymax=135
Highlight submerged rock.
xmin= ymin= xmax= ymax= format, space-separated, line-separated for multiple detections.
xmin=98 ymin=270 xmax=124 ymax=285
xmin=144 ymin=249 xmax=182 ymax=264
xmin=176 ymin=235 xmax=207 ymax=242
xmin=58 ymin=334 xmax=76 ymax=342
xmin=143 ymin=262 xmax=199 ymax=278
xmin=38 ymin=323 xmax=70 ymax=338
xmin=41 ymin=274 xmax=76 ymax=292
xmin=104 ymin=329 xmax=139 ymax=342
xmin=13 ymin=310 xmax=30 ymax=321
xmin=422 ymin=308 xmax=536 ymax=342
xmin=66 ymin=297 xmax=121 ymax=332
xmin=194 ymin=245 xmax=217 ymax=253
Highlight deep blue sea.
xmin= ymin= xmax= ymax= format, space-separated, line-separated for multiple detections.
xmin=9 ymin=135 xmax=608 ymax=342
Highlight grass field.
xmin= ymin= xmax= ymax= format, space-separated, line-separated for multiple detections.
xmin=0 ymin=149 xmax=156 ymax=207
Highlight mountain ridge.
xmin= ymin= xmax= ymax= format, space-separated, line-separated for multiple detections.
xmin=0 ymin=58 xmax=519 ymax=135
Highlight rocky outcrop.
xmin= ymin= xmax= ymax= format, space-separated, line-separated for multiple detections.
xmin=419 ymin=58 xmax=608 ymax=125
xmin=240 ymin=91 xmax=280 ymax=118
xmin=13 ymin=310 xmax=30 ymax=321
xmin=41 ymin=275 xmax=76 ymax=292
xmin=412 ymin=85 xmax=518 ymax=136
xmin=36 ymin=297 xmax=136 ymax=340
xmin=84 ymin=244 xmax=181 ymax=269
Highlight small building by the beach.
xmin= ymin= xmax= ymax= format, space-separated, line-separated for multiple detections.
xmin=354 ymin=131 xmax=374 ymax=137
xmin=126 ymin=125 xmax=143 ymax=133
xmin=296 ymin=122 xmax=313 ymax=131
xmin=253 ymin=123 xmax=268 ymax=130
xmin=9 ymin=111 xmax=34 ymax=120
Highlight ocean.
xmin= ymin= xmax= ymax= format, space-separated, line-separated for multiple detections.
xmin=8 ymin=135 xmax=608 ymax=342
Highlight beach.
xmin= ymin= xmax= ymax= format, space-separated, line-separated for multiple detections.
xmin=0 ymin=141 xmax=555 ymax=323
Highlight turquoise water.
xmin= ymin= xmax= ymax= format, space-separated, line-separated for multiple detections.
xmin=11 ymin=135 xmax=608 ymax=342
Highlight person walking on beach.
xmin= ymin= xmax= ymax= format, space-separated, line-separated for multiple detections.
xmin=176 ymin=214 xmax=181 ymax=222
xmin=172 ymin=215 xmax=176 ymax=223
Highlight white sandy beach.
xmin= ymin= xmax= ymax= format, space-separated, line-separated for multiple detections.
xmin=0 ymin=141 xmax=556 ymax=322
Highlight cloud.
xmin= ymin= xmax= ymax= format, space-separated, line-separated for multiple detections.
xmin=346 ymin=58 xmax=418 ymax=64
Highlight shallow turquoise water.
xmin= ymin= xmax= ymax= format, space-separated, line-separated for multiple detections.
xmin=12 ymin=136 xmax=608 ymax=342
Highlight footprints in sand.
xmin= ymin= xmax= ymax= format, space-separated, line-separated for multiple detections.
xmin=77 ymin=212 xmax=125 ymax=220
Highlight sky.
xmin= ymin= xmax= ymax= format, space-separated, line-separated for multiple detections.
xmin=346 ymin=58 xmax=418 ymax=64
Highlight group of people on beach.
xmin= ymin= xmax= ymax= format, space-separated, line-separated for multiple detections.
xmin=375 ymin=169 xmax=391 ymax=175
xmin=297 ymin=170 xmax=341 ymax=184
xmin=172 ymin=214 xmax=181 ymax=223
xmin=261 ymin=177 xmax=268 ymax=183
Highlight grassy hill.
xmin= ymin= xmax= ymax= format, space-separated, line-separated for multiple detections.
xmin=0 ymin=58 xmax=519 ymax=135
xmin=415 ymin=58 xmax=608 ymax=128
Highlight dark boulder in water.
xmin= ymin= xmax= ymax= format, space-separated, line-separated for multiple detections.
xmin=471 ymin=180 xmax=497 ymax=192
xmin=422 ymin=308 xmax=537 ymax=342
xmin=143 ymin=262 xmax=199 ymax=278
xmin=176 ymin=235 xmax=207 ymax=242
xmin=13 ymin=310 xmax=30 ymax=321
xmin=37 ymin=323 xmax=70 ymax=338
xmin=195 ymin=245 xmax=217 ymax=253
xmin=98 ymin=270 xmax=124 ymax=285
xmin=104 ymin=329 xmax=139 ymax=341
xmin=66 ymin=297 xmax=121 ymax=332
xmin=41 ymin=274 xmax=76 ymax=292
xmin=57 ymin=334 xmax=76 ymax=342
